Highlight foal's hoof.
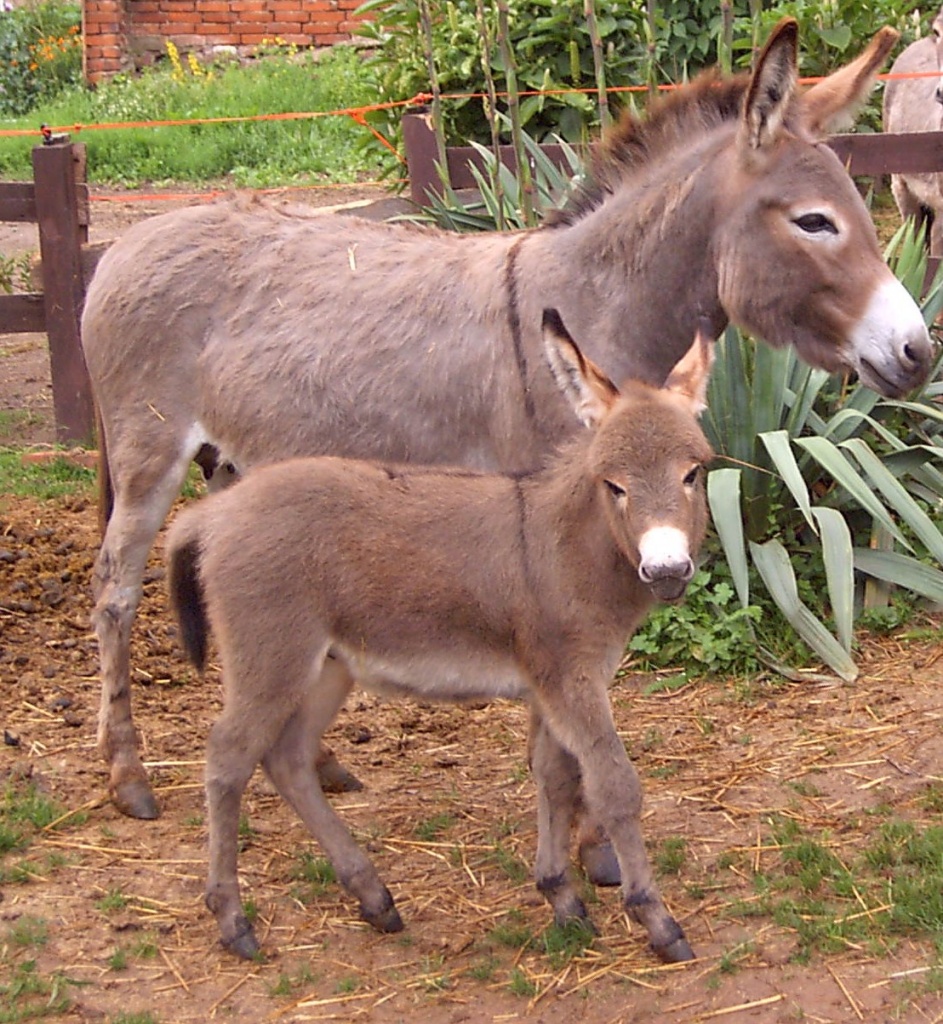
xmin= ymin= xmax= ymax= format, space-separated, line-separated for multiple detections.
xmin=578 ymin=839 xmax=621 ymax=888
xmin=652 ymin=933 xmax=695 ymax=964
xmin=361 ymin=890 xmax=404 ymax=934
xmin=315 ymin=751 xmax=364 ymax=794
xmin=223 ymin=918 xmax=262 ymax=961
xmin=111 ymin=778 xmax=160 ymax=820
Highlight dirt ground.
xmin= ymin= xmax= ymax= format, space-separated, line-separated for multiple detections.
xmin=2 ymin=188 xmax=943 ymax=1023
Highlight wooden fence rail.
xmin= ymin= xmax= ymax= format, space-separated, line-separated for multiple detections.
xmin=0 ymin=139 xmax=93 ymax=445
xmin=402 ymin=109 xmax=943 ymax=258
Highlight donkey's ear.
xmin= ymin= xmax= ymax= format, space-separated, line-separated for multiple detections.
xmin=663 ymin=320 xmax=716 ymax=415
xmin=800 ymin=26 xmax=898 ymax=136
xmin=739 ymin=18 xmax=799 ymax=155
xmin=542 ymin=309 xmax=619 ymax=429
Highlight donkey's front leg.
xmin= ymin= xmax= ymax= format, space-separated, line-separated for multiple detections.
xmin=536 ymin=674 xmax=694 ymax=964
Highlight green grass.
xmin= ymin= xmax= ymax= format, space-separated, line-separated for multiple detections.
xmin=0 ymin=449 xmax=95 ymax=499
xmin=725 ymin=814 xmax=943 ymax=963
xmin=95 ymin=888 xmax=129 ymax=914
xmin=290 ymin=852 xmax=336 ymax=904
xmin=0 ymin=44 xmax=390 ymax=187
xmin=414 ymin=812 xmax=454 ymax=842
xmin=489 ymin=911 xmax=534 ymax=951
xmin=110 ymin=1013 xmax=159 ymax=1024
xmin=0 ymin=960 xmax=73 ymax=1021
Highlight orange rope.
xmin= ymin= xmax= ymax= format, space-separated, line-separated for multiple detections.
xmin=0 ymin=94 xmax=432 ymax=139
xmin=2 ymin=69 xmax=941 ymax=142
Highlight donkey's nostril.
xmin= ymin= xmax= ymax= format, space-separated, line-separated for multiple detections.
xmin=902 ymin=341 xmax=918 ymax=366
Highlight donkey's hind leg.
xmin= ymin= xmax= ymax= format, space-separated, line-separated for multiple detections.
xmin=93 ymin=440 xmax=200 ymax=818
xmin=261 ymin=659 xmax=404 ymax=940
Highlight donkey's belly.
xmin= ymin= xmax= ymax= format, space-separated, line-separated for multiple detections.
xmin=331 ymin=643 xmax=529 ymax=703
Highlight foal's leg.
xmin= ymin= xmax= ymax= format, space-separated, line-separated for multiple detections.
xmin=533 ymin=669 xmax=693 ymax=964
xmin=261 ymin=660 xmax=403 ymax=941
xmin=529 ymin=707 xmax=593 ymax=925
xmin=93 ymin=442 xmax=197 ymax=819
xmin=204 ymin=697 xmax=295 ymax=959
xmin=528 ymin=714 xmax=620 ymax=888
xmin=574 ymin=801 xmax=621 ymax=887
xmin=192 ymin=446 xmax=363 ymax=796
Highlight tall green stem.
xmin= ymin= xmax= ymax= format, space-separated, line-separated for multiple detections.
xmin=417 ymin=0 xmax=451 ymax=196
xmin=719 ymin=0 xmax=733 ymax=74
xmin=644 ymin=0 xmax=658 ymax=99
xmin=475 ymin=0 xmax=506 ymax=229
xmin=496 ymin=0 xmax=536 ymax=226
xmin=584 ymin=0 xmax=610 ymax=129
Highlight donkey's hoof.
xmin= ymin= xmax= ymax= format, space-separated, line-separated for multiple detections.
xmin=578 ymin=839 xmax=621 ymax=888
xmin=223 ymin=919 xmax=262 ymax=960
xmin=652 ymin=933 xmax=695 ymax=964
xmin=363 ymin=904 xmax=404 ymax=934
xmin=361 ymin=891 xmax=404 ymax=934
xmin=315 ymin=752 xmax=364 ymax=794
xmin=111 ymin=779 xmax=160 ymax=820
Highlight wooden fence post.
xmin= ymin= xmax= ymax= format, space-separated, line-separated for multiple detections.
xmin=31 ymin=138 xmax=94 ymax=445
xmin=401 ymin=107 xmax=444 ymax=206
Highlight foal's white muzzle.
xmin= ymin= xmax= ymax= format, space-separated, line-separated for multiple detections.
xmin=638 ymin=526 xmax=695 ymax=603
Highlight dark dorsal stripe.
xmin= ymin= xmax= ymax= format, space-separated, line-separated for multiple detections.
xmin=504 ymin=234 xmax=537 ymax=423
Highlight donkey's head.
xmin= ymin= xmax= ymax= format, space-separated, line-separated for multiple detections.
xmin=713 ymin=19 xmax=933 ymax=396
xmin=543 ymin=310 xmax=715 ymax=602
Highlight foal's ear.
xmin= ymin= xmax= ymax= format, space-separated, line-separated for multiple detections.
xmin=542 ymin=309 xmax=619 ymax=429
xmin=663 ymin=320 xmax=716 ymax=415
xmin=800 ymin=26 xmax=898 ymax=136
xmin=739 ymin=17 xmax=799 ymax=155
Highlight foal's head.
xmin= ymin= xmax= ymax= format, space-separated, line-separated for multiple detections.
xmin=543 ymin=310 xmax=714 ymax=601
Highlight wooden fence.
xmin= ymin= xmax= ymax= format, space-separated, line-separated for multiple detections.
xmin=0 ymin=138 xmax=93 ymax=445
xmin=402 ymin=107 xmax=943 ymax=285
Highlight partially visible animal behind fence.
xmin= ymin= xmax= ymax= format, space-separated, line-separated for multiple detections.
xmin=80 ymin=21 xmax=933 ymax=896
xmin=883 ymin=6 xmax=943 ymax=255
xmin=166 ymin=310 xmax=714 ymax=965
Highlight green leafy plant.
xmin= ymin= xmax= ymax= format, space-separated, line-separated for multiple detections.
xmin=0 ymin=253 xmax=34 ymax=294
xmin=357 ymin=0 xmax=647 ymax=149
xmin=702 ymin=220 xmax=943 ymax=680
xmin=0 ymin=0 xmax=82 ymax=116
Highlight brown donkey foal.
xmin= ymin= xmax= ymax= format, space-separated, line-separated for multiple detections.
xmin=166 ymin=311 xmax=715 ymax=965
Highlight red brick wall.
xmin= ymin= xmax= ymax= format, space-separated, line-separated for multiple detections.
xmin=83 ymin=0 xmax=365 ymax=83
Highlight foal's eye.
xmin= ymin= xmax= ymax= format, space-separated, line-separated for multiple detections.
xmin=604 ymin=479 xmax=627 ymax=501
xmin=683 ymin=465 xmax=701 ymax=487
xmin=793 ymin=212 xmax=838 ymax=235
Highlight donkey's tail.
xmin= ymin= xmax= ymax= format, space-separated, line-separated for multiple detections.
xmin=166 ymin=519 xmax=210 ymax=672
xmin=95 ymin=406 xmax=114 ymax=538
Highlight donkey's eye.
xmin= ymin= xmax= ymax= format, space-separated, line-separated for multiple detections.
xmin=793 ymin=212 xmax=838 ymax=235
xmin=683 ymin=465 xmax=701 ymax=487
xmin=604 ymin=479 xmax=627 ymax=501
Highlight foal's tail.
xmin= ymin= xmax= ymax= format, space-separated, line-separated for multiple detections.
xmin=166 ymin=516 xmax=210 ymax=673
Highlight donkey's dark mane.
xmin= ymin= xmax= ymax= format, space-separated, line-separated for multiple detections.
xmin=547 ymin=71 xmax=751 ymax=227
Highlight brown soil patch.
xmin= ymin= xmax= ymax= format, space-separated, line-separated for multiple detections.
xmin=2 ymin=488 xmax=943 ymax=1023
